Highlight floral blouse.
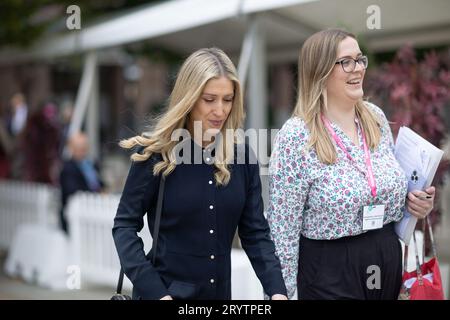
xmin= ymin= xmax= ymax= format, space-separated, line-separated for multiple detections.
xmin=267 ymin=102 xmax=408 ymax=298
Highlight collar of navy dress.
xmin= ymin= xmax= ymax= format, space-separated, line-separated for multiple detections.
xmin=176 ymin=137 xmax=253 ymax=166
xmin=171 ymin=137 xmax=216 ymax=165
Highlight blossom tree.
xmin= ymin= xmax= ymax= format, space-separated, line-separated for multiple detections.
xmin=365 ymin=45 xmax=450 ymax=244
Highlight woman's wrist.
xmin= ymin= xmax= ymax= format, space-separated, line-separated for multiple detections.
xmin=271 ymin=294 xmax=288 ymax=300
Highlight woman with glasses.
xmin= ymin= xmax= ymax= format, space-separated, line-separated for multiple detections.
xmin=267 ymin=29 xmax=435 ymax=300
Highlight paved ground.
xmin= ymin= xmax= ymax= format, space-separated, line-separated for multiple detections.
xmin=0 ymin=251 xmax=130 ymax=300
xmin=1 ymin=241 xmax=449 ymax=300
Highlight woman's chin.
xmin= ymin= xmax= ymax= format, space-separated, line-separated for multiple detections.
xmin=204 ymin=128 xmax=221 ymax=137
xmin=346 ymin=90 xmax=364 ymax=102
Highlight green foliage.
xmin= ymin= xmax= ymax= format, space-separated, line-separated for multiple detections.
xmin=0 ymin=0 xmax=163 ymax=48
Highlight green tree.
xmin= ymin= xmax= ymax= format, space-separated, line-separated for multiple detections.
xmin=0 ymin=0 xmax=163 ymax=48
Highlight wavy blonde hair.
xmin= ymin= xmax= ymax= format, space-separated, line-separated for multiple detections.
xmin=120 ymin=48 xmax=244 ymax=186
xmin=293 ymin=29 xmax=381 ymax=164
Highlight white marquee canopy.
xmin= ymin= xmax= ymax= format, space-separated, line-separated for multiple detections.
xmin=2 ymin=0 xmax=449 ymax=160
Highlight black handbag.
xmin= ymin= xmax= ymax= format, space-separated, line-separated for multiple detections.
xmin=111 ymin=175 xmax=166 ymax=300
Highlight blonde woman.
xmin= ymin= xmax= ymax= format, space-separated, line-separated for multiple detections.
xmin=267 ymin=29 xmax=435 ymax=300
xmin=113 ymin=48 xmax=287 ymax=300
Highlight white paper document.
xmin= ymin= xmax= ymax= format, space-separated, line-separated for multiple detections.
xmin=394 ymin=127 xmax=444 ymax=244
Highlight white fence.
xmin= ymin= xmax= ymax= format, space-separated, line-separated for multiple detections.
xmin=6 ymin=179 xmax=448 ymax=299
xmin=66 ymin=192 xmax=263 ymax=298
xmin=0 ymin=180 xmax=59 ymax=251
xmin=66 ymin=192 xmax=151 ymax=291
xmin=0 ymin=181 xmax=262 ymax=298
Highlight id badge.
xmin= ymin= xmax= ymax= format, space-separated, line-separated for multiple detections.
xmin=362 ymin=205 xmax=385 ymax=231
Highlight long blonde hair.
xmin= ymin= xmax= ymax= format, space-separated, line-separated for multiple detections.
xmin=120 ymin=48 xmax=244 ymax=186
xmin=293 ymin=29 xmax=381 ymax=164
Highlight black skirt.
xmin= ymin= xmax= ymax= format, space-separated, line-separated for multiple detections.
xmin=297 ymin=223 xmax=402 ymax=300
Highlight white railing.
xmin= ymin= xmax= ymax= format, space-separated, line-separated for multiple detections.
xmin=0 ymin=180 xmax=59 ymax=251
xmin=2 ymin=179 xmax=448 ymax=299
xmin=66 ymin=192 xmax=152 ymax=291
xmin=66 ymin=192 xmax=263 ymax=298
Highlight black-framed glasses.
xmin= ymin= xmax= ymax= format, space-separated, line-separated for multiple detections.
xmin=335 ymin=55 xmax=368 ymax=73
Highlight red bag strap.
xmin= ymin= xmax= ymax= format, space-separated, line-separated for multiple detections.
xmin=403 ymin=245 xmax=408 ymax=274
xmin=404 ymin=215 xmax=439 ymax=282
xmin=422 ymin=219 xmax=426 ymax=264
xmin=426 ymin=215 xmax=438 ymax=258
xmin=412 ymin=230 xmax=424 ymax=285
xmin=419 ymin=215 xmax=438 ymax=262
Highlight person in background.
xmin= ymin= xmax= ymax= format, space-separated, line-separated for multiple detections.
xmin=59 ymin=101 xmax=74 ymax=156
xmin=21 ymin=101 xmax=61 ymax=184
xmin=8 ymin=93 xmax=28 ymax=137
xmin=60 ymin=132 xmax=103 ymax=233
xmin=7 ymin=93 xmax=28 ymax=180
xmin=0 ymin=109 xmax=12 ymax=178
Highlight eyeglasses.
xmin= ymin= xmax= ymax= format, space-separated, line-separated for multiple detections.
xmin=335 ymin=55 xmax=368 ymax=73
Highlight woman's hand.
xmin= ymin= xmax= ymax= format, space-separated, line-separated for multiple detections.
xmin=406 ymin=186 xmax=435 ymax=219
xmin=271 ymin=294 xmax=288 ymax=300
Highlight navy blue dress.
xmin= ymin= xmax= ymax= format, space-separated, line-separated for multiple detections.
xmin=112 ymin=140 xmax=287 ymax=300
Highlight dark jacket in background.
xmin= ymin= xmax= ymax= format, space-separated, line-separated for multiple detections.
xmin=60 ymin=159 xmax=103 ymax=232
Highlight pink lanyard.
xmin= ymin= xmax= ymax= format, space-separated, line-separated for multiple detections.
xmin=321 ymin=114 xmax=377 ymax=198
